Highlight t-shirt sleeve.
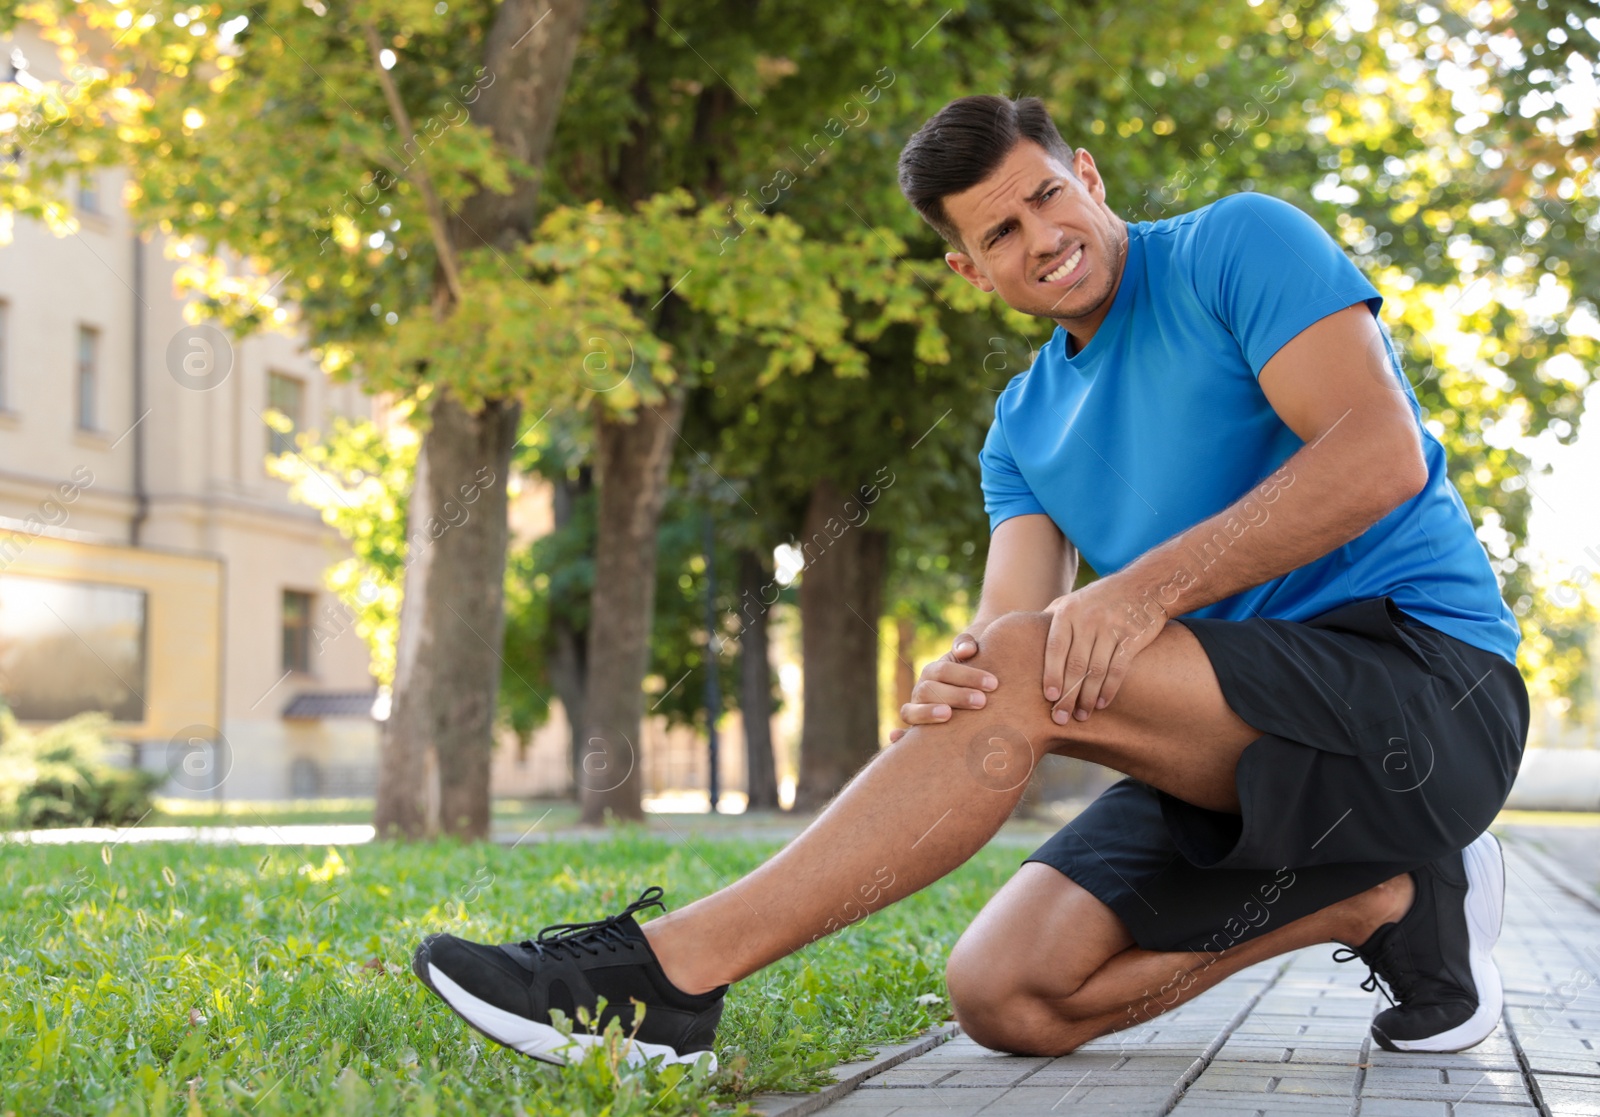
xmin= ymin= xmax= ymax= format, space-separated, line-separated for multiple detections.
xmin=979 ymin=403 xmax=1047 ymax=533
xmin=1190 ymin=193 xmax=1383 ymax=377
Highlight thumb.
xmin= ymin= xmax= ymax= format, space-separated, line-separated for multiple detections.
xmin=952 ymin=634 xmax=978 ymax=659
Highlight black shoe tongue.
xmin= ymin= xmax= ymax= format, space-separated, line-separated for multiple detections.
xmin=499 ymin=914 xmax=645 ymax=971
xmin=500 ymin=941 xmax=539 ymax=971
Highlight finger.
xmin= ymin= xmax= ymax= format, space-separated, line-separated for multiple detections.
xmin=889 ymin=728 xmax=906 ymax=743
xmin=1097 ymin=637 xmax=1135 ymax=710
xmin=910 ymin=681 xmax=989 ymax=710
xmin=1074 ymin=633 xmax=1118 ymax=719
xmin=1052 ymin=631 xmax=1092 ymax=715
xmin=900 ymin=702 xmax=954 ymax=726
xmin=925 ymin=660 xmax=998 ymax=691
xmin=951 ymin=634 xmax=979 ymax=660
xmin=1042 ymin=613 xmax=1073 ymax=703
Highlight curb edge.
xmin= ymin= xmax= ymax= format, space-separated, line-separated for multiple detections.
xmin=749 ymin=1022 xmax=963 ymax=1117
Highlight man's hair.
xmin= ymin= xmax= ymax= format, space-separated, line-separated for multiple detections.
xmin=897 ymin=95 xmax=1075 ymax=251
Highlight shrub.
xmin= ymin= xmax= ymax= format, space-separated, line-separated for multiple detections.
xmin=0 ymin=707 xmax=158 ymax=829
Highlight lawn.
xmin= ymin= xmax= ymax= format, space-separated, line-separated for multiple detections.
xmin=0 ymin=831 xmax=1020 ymax=1116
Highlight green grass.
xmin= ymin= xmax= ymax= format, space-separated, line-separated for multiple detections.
xmin=0 ymin=832 xmax=1019 ymax=1116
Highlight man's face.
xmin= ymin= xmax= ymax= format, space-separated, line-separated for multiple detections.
xmin=941 ymin=141 xmax=1126 ymax=328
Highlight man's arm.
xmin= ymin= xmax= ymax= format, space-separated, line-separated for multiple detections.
xmin=1041 ymin=303 xmax=1429 ymax=722
xmin=889 ymin=513 xmax=1076 ymax=742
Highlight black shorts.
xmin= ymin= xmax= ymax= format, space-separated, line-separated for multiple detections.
xmin=1023 ymin=596 xmax=1529 ymax=954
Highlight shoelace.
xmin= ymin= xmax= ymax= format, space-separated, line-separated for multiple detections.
xmin=1332 ymin=934 xmax=1417 ymax=1008
xmin=518 ymin=886 xmax=667 ymax=961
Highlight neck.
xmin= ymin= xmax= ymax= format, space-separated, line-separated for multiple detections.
xmin=1059 ymin=221 xmax=1130 ymax=353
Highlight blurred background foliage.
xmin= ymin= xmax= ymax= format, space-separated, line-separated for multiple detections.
xmin=0 ymin=708 xmax=158 ymax=829
xmin=8 ymin=0 xmax=1594 ymax=778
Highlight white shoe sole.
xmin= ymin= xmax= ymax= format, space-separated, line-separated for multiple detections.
xmin=425 ymin=962 xmax=719 ymax=1071
xmin=1382 ymin=832 xmax=1505 ymax=1053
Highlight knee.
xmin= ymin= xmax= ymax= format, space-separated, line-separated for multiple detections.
xmin=969 ymin=611 xmax=1051 ymax=678
xmin=946 ymin=940 xmax=1092 ymax=1057
xmin=947 ymin=989 xmax=1093 ymax=1056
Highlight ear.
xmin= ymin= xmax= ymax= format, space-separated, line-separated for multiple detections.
xmin=1073 ymin=149 xmax=1107 ymax=204
xmin=945 ymin=250 xmax=995 ymax=293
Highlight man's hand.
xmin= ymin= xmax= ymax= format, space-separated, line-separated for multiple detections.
xmin=888 ymin=632 xmax=998 ymax=744
xmin=1042 ymin=574 xmax=1165 ymax=724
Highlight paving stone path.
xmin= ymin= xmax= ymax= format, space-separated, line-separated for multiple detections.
xmin=798 ymin=830 xmax=1600 ymax=1116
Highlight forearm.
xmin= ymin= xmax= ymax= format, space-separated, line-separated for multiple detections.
xmin=1115 ymin=431 xmax=1421 ymax=628
xmin=965 ymin=541 xmax=1078 ymax=643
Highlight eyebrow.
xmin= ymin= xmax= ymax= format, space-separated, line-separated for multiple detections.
xmin=979 ymin=177 xmax=1059 ymax=249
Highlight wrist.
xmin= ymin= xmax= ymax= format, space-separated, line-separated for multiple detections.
xmin=1108 ymin=567 xmax=1175 ymax=629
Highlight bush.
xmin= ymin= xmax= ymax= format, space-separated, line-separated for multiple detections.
xmin=0 ymin=707 xmax=158 ymax=829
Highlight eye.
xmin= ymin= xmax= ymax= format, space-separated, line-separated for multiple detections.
xmin=1041 ymin=186 xmax=1061 ymax=202
xmin=989 ymin=225 xmax=1012 ymax=248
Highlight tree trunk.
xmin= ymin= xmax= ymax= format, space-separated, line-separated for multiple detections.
xmin=737 ymin=548 xmax=781 ymax=811
xmin=448 ymin=0 xmax=590 ymax=250
xmin=373 ymin=0 xmax=587 ymax=838
xmin=579 ymin=392 xmax=684 ymax=824
xmin=795 ymin=478 xmax=889 ymax=812
xmin=375 ymin=391 xmax=518 ymax=839
xmin=373 ymin=440 xmax=436 ymax=839
xmin=549 ymin=468 xmax=591 ymax=799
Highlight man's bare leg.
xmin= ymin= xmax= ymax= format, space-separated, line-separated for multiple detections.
xmin=945 ymin=864 xmax=1415 ymax=1055
xmin=643 ymin=610 xmax=1260 ymax=996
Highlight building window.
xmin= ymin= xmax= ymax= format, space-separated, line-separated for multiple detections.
xmin=76 ymin=170 xmax=99 ymax=215
xmin=0 ymin=574 xmax=149 ymax=723
xmin=282 ymin=590 xmax=313 ymax=673
xmin=76 ymin=325 xmax=99 ymax=431
xmin=266 ymin=371 xmax=305 ymax=455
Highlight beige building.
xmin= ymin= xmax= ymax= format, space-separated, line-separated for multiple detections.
xmin=2 ymin=24 xmax=380 ymax=799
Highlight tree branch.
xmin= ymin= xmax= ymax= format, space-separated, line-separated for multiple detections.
xmin=362 ymin=20 xmax=465 ymax=308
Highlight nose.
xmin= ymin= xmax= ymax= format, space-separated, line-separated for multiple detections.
xmin=1021 ymin=212 xmax=1062 ymax=263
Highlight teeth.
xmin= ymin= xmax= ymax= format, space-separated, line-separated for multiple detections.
xmin=1042 ymin=247 xmax=1083 ymax=282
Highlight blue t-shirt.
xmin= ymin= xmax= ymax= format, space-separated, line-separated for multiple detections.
xmin=980 ymin=192 xmax=1520 ymax=664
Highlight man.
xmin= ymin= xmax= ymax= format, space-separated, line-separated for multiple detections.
xmin=412 ymin=95 xmax=1528 ymax=1070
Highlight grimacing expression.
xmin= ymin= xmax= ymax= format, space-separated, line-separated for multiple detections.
xmin=941 ymin=141 xmax=1127 ymax=328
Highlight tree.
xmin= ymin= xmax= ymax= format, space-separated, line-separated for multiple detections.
xmin=735 ymin=547 xmax=782 ymax=809
xmin=361 ymin=0 xmax=589 ymax=839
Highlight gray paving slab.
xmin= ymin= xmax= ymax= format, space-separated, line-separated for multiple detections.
xmin=1532 ymin=1078 xmax=1600 ymax=1115
xmin=788 ymin=830 xmax=1600 ymax=1115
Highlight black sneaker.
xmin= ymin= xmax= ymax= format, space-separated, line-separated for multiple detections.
xmin=1333 ymin=832 xmax=1505 ymax=1053
xmin=412 ymin=886 xmax=726 ymax=1069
